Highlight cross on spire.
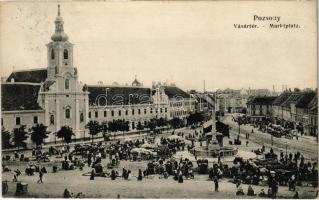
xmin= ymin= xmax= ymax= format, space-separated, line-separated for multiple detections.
xmin=58 ymin=4 xmax=60 ymax=16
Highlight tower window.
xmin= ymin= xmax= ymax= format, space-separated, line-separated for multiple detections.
xmin=51 ymin=49 xmax=55 ymax=60
xmin=16 ymin=117 xmax=21 ymax=125
xmin=104 ymin=110 xmax=107 ymax=117
xmin=63 ymin=49 xmax=68 ymax=59
xmin=80 ymin=113 xmax=84 ymax=122
xmin=50 ymin=115 xmax=54 ymax=125
xmin=65 ymin=109 xmax=70 ymax=119
xmin=65 ymin=79 xmax=69 ymax=90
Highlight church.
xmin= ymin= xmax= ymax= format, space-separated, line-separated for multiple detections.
xmin=1 ymin=5 xmax=196 ymax=144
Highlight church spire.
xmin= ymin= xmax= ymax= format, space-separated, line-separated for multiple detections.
xmin=51 ymin=4 xmax=69 ymax=42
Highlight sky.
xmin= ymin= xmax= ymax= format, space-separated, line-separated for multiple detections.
xmin=0 ymin=1 xmax=317 ymax=92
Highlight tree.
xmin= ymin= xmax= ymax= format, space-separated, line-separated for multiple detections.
xmin=187 ymin=112 xmax=204 ymax=126
xmin=30 ymin=124 xmax=50 ymax=147
xmin=136 ymin=121 xmax=144 ymax=134
xmin=148 ymin=118 xmax=157 ymax=131
xmin=157 ymin=117 xmax=167 ymax=127
xmin=170 ymin=117 xmax=183 ymax=130
xmin=2 ymin=127 xmax=12 ymax=149
xmin=86 ymin=120 xmax=100 ymax=144
xmin=12 ymin=125 xmax=29 ymax=150
xmin=57 ymin=126 xmax=74 ymax=144
xmin=101 ymin=121 xmax=109 ymax=141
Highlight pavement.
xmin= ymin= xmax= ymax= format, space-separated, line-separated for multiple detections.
xmin=221 ymin=115 xmax=318 ymax=161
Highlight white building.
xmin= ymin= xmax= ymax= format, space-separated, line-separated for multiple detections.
xmin=1 ymin=5 xmax=195 ymax=144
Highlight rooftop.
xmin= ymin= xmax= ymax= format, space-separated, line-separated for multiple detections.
xmin=1 ymin=83 xmax=42 ymax=111
xmin=6 ymin=68 xmax=47 ymax=83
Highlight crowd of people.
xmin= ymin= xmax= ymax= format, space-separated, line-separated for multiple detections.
xmin=2 ymin=123 xmax=318 ymax=199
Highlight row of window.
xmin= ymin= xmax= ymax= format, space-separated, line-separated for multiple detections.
xmin=89 ymin=107 xmax=168 ymax=119
xmin=252 ymin=105 xmax=270 ymax=109
xmin=171 ymin=110 xmax=188 ymax=117
xmin=5 ymin=107 xmax=171 ymax=127
xmin=51 ymin=49 xmax=69 ymax=60
xmin=8 ymin=116 xmax=39 ymax=126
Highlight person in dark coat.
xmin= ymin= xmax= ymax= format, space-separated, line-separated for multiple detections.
xmin=88 ymin=154 xmax=92 ymax=167
xmin=37 ymin=171 xmax=43 ymax=183
xmin=173 ymin=170 xmax=178 ymax=181
xmin=90 ymin=168 xmax=95 ymax=180
xmin=111 ymin=170 xmax=117 ymax=180
xmin=63 ymin=188 xmax=72 ymax=198
xmin=137 ymin=169 xmax=143 ymax=181
xmin=293 ymin=191 xmax=299 ymax=199
xmin=213 ymin=176 xmax=219 ymax=192
xmin=247 ymin=185 xmax=255 ymax=196
xmin=178 ymin=171 xmax=183 ymax=183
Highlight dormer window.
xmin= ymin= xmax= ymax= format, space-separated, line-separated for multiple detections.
xmin=51 ymin=49 xmax=55 ymax=60
xmin=63 ymin=49 xmax=68 ymax=59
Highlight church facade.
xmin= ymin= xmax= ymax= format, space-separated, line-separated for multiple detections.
xmin=1 ymin=6 xmax=195 ymax=144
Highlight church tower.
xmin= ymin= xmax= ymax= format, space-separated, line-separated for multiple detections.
xmin=46 ymin=5 xmax=75 ymax=89
xmin=40 ymin=5 xmax=89 ymax=142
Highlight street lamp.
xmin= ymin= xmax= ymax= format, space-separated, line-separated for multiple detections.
xmin=237 ymin=118 xmax=241 ymax=140
xmin=271 ymin=132 xmax=273 ymax=146
xmin=54 ymin=131 xmax=57 ymax=144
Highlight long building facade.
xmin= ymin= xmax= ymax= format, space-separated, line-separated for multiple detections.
xmin=1 ymin=6 xmax=195 ymax=144
xmin=246 ymin=90 xmax=317 ymax=136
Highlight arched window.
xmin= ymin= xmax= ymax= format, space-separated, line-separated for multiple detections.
xmin=63 ymin=49 xmax=68 ymax=59
xmin=65 ymin=109 xmax=70 ymax=119
xmin=50 ymin=115 xmax=55 ymax=124
xmin=80 ymin=113 xmax=84 ymax=122
xmin=51 ymin=49 xmax=55 ymax=60
xmin=65 ymin=79 xmax=69 ymax=90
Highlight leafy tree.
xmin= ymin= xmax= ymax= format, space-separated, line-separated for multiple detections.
xmin=101 ymin=121 xmax=109 ymax=141
xmin=57 ymin=126 xmax=74 ymax=144
xmin=136 ymin=121 xmax=144 ymax=134
xmin=148 ymin=118 xmax=157 ymax=131
xmin=157 ymin=117 xmax=167 ymax=127
xmin=118 ymin=120 xmax=129 ymax=132
xmin=12 ymin=125 xmax=29 ymax=150
xmin=86 ymin=120 xmax=100 ymax=143
xmin=123 ymin=120 xmax=130 ymax=132
xmin=187 ymin=112 xmax=204 ymax=126
xmin=30 ymin=124 xmax=50 ymax=147
xmin=2 ymin=127 xmax=12 ymax=149
xmin=108 ymin=120 xmax=116 ymax=132
xmin=169 ymin=117 xmax=183 ymax=130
